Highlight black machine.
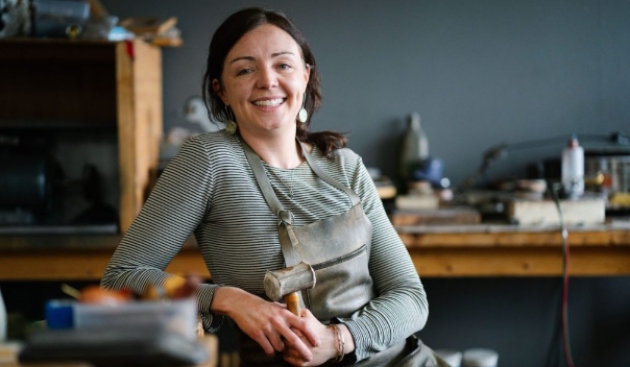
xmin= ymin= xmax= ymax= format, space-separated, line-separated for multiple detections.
xmin=0 ymin=132 xmax=118 ymax=234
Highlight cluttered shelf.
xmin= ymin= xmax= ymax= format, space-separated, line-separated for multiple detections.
xmin=1 ymin=221 xmax=630 ymax=280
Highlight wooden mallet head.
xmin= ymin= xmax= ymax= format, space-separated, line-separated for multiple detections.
xmin=264 ymin=261 xmax=316 ymax=316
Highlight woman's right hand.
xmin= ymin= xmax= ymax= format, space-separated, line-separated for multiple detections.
xmin=210 ymin=287 xmax=320 ymax=361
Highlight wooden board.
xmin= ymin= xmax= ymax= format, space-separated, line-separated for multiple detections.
xmin=390 ymin=207 xmax=481 ymax=226
xmin=116 ymin=39 xmax=163 ymax=233
xmin=507 ymin=198 xmax=606 ymax=225
xmin=410 ymin=247 xmax=630 ymax=277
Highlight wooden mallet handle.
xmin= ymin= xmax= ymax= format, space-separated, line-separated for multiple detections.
xmin=285 ymin=292 xmax=301 ymax=316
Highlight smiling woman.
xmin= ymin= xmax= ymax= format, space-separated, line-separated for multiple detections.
xmin=101 ymin=7 xmax=448 ymax=367
xmin=212 ymin=24 xmax=311 ymax=148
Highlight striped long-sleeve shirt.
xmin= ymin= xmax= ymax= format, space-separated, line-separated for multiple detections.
xmin=101 ymin=131 xmax=428 ymax=362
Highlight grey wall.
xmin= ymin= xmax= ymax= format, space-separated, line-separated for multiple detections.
xmin=101 ymin=0 xmax=629 ymax=187
xmin=95 ymin=1 xmax=630 ymax=366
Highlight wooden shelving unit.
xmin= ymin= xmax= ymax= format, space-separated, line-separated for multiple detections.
xmin=0 ymin=38 xmax=163 ymax=233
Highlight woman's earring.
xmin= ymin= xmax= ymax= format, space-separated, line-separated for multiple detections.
xmin=297 ymin=108 xmax=308 ymax=123
xmin=225 ymin=120 xmax=237 ymax=135
xmin=224 ymin=106 xmax=237 ymax=135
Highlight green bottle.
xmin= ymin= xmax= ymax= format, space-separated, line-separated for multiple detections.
xmin=400 ymin=112 xmax=429 ymax=182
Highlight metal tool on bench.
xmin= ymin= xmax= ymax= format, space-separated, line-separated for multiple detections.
xmin=264 ymin=261 xmax=316 ymax=316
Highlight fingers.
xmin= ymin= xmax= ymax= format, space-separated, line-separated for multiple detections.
xmin=230 ymin=296 xmax=317 ymax=361
xmin=283 ymin=333 xmax=314 ymax=367
xmin=297 ymin=309 xmax=321 ymax=347
xmin=277 ymin=324 xmax=313 ymax=361
xmin=279 ymin=309 xmax=331 ymax=363
xmin=265 ymin=325 xmax=286 ymax=354
xmin=263 ymin=311 xmax=313 ymax=361
xmin=284 ymin=353 xmax=309 ymax=366
xmin=250 ymin=328 xmax=280 ymax=357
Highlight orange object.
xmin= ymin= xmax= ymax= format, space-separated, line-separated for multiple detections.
xmin=79 ymin=286 xmax=132 ymax=305
xmin=144 ymin=274 xmax=202 ymax=300
xmin=166 ymin=274 xmax=202 ymax=299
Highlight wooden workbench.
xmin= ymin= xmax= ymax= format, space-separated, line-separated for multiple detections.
xmin=1 ymin=223 xmax=630 ymax=280
xmin=397 ymin=222 xmax=630 ymax=276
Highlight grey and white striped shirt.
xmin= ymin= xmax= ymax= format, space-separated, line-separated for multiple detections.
xmin=101 ymin=131 xmax=428 ymax=361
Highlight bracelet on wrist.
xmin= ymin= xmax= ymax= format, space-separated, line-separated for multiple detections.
xmin=331 ymin=324 xmax=345 ymax=363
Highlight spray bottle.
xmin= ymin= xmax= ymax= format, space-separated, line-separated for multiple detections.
xmin=561 ymin=135 xmax=585 ymax=199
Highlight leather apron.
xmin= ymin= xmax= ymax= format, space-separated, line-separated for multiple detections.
xmin=237 ymin=141 xmax=436 ymax=367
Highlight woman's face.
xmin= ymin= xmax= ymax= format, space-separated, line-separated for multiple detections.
xmin=215 ymin=24 xmax=310 ymax=137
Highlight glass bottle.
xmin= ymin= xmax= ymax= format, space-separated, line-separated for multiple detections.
xmin=400 ymin=112 xmax=429 ymax=182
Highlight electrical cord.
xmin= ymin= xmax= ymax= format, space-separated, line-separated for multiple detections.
xmin=543 ymin=280 xmax=562 ymax=367
xmin=551 ymin=184 xmax=576 ymax=367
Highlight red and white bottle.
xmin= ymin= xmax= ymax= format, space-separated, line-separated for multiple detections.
xmin=561 ymin=135 xmax=584 ymax=199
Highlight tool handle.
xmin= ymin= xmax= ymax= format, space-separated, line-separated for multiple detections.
xmin=285 ymin=292 xmax=301 ymax=316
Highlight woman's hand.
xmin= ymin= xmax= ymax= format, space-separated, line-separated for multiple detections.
xmin=210 ymin=287 xmax=320 ymax=360
xmin=283 ymin=310 xmax=350 ymax=366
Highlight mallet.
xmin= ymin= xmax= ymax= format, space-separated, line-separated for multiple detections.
xmin=264 ymin=261 xmax=316 ymax=316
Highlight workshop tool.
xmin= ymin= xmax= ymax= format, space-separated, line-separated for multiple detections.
xmin=264 ymin=262 xmax=316 ymax=316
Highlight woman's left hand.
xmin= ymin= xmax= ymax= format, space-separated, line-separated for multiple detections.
xmin=282 ymin=309 xmax=340 ymax=366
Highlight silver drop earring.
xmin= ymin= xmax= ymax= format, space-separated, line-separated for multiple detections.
xmin=298 ymin=107 xmax=308 ymax=123
xmin=224 ymin=106 xmax=237 ymax=135
xmin=225 ymin=120 xmax=237 ymax=135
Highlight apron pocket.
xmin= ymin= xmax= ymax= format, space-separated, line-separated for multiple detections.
xmin=305 ymin=244 xmax=375 ymax=320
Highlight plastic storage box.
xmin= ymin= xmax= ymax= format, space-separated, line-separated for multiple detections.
xmin=73 ymin=298 xmax=198 ymax=341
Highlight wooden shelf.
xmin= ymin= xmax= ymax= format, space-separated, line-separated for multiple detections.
xmin=0 ymin=38 xmax=163 ymax=233
xmin=0 ymin=119 xmax=117 ymax=130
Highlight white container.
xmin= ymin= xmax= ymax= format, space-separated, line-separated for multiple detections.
xmin=434 ymin=349 xmax=462 ymax=367
xmin=562 ymin=136 xmax=585 ymax=198
xmin=73 ymin=298 xmax=198 ymax=341
xmin=0 ymin=286 xmax=6 ymax=342
xmin=462 ymin=348 xmax=498 ymax=367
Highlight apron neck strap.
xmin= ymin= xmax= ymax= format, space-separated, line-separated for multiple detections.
xmin=241 ymin=139 xmax=285 ymax=217
xmin=241 ymin=138 xmax=361 ymax=213
xmin=298 ymin=142 xmax=361 ymax=208
xmin=241 ymin=138 xmax=364 ymax=266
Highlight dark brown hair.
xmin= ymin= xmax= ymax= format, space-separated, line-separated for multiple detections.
xmin=202 ymin=7 xmax=346 ymax=156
